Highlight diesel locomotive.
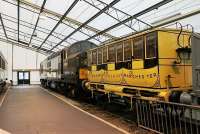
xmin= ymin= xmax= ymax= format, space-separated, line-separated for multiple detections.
xmin=40 ymin=41 xmax=97 ymax=97
xmin=0 ymin=51 xmax=8 ymax=93
xmin=40 ymin=28 xmax=193 ymax=104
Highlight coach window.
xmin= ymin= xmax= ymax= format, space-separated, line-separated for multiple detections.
xmin=124 ymin=40 xmax=132 ymax=61
xmin=92 ymin=50 xmax=97 ymax=65
xmin=133 ymin=36 xmax=144 ymax=59
xmin=98 ymin=48 xmax=103 ymax=64
xmin=146 ymin=32 xmax=157 ymax=58
xmin=108 ymin=44 xmax=116 ymax=62
xmin=116 ymin=42 xmax=123 ymax=62
xmin=103 ymin=47 xmax=107 ymax=63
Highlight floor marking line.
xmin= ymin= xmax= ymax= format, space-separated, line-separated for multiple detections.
xmin=0 ymin=88 xmax=10 ymax=107
xmin=41 ymin=87 xmax=131 ymax=134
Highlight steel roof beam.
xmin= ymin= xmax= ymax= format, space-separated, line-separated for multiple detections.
xmin=50 ymin=0 xmax=120 ymax=51
xmin=38 ymin=0 xmax=79 ymax=50
xmin=28 ymin=0 xmax=47 ymax=46
xmin=1 ymin=13 xmax=72 ymax=46
xmin=4 ymin=25 xmax=56 ymax=46
xmin=0 ymin=14 xmax=8 ymax=39
xmin=0 ymin=36 xmax=49 ymax=55
xmin=17 ymin=0 xmax=20 ymax=41
xmin=96 ymin=0 xmax=152 ymax=28
xmin=3 ymin=0 xmax=103 ymax=44
xmin=82 ymin=0 xmax=137 ymax=32
xmin=8 ymin=0 xmax=115 ymax=39
xmin=86 ymin=0 xmax=174 ymax=41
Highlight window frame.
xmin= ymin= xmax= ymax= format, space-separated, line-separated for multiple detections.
xmin=145 ymin=32 xmax=158 ymax=59
xmin=92 ymin=50 xmax=97 ymax=65
xmin=133 ymin=36 xmax=145 ymax=60
xmin=97 ymin=48 xmax=103 ymax=65
xmin=87 ymin=51 xmax=92 ymax=66
xmin=108 ymin=44 xmax=116 ymax=63
xmin=123 ymin=39 xmax=132 ymax=62
xmin=116 ymin=42 xmax=123 ymax=63
xmin=102 ymin=46 xmax=108 ymax=64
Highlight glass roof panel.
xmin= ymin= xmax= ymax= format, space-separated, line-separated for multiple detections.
xmin=45 ymin=0 xmax=73 ymax=15
xmin=20 ymin=6 xmax=38 ymax=28
xmin=53 ymin=23 xmax=75 ymax=39
xmin=0 ymin=0 xmax=200 ymax=54
xmin=0 ymin=0 xmax=17 ymax=18
xmin=67 ymin=0 xmax=99 ymax=23
xmin=107 ymin=25 xmax=133 ymax=37
xmin=88 ymin=13 xmax=119 ymax=30
xmin=37 ymin=16 xmax=58 ymax=32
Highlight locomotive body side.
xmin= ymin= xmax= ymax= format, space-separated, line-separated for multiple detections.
xmin=86 ymin=28 xmax=192 ymax=102
xmin=62 ymin=41 xmax=96 ymax=96
xmin=40 ymin=41 xmax=96 ymax=96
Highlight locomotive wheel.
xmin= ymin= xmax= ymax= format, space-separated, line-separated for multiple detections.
xmin=63 ymin=85 xmax=69 ymax=97
xmin=68 ymin=88 xmax=76 ymax=98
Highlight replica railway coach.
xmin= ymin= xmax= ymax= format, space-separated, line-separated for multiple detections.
xmin=40 ymin=28 xmax=192 ymax=104
xmin=86 ymin=28 xmax=192 ymax=103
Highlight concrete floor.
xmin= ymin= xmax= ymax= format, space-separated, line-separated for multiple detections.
xmin=0 ymin=86 xmax=123 ymax=134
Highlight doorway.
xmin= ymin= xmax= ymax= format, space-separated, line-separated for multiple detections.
xmin=17 ymin=71 xmax=30 ymax=85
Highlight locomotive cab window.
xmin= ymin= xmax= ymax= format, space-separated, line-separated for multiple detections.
xmin=98 ymin=48 xmax=102 ymax=64
xmin=116 ymin=42 xmax=123 ymax=62
xmin=146 ymin=32 xmax=157 ymax=58
xmin=124 ymin=40 xmax=132 ymax=61
xmin=133 ymin=36 xmax=144 ymax=59
xmin=108 ymin=45 xmax=116 ymax=62
xmin=92 ymin=50 xmax=97 ymax=65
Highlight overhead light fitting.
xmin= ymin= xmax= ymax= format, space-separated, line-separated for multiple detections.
xmin=151 ymin=13 xmax=182 ymax=25
xmin=33 ymin=32 xmax=37 ymax=37
xmin=39 ymin=13 xmax=47 ymax=20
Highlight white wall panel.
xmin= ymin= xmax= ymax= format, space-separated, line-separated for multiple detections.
xmin=0 ymin=40 xmax=47 ymax=85
xmin=30 ymin=71 xmax=40 ymax=84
